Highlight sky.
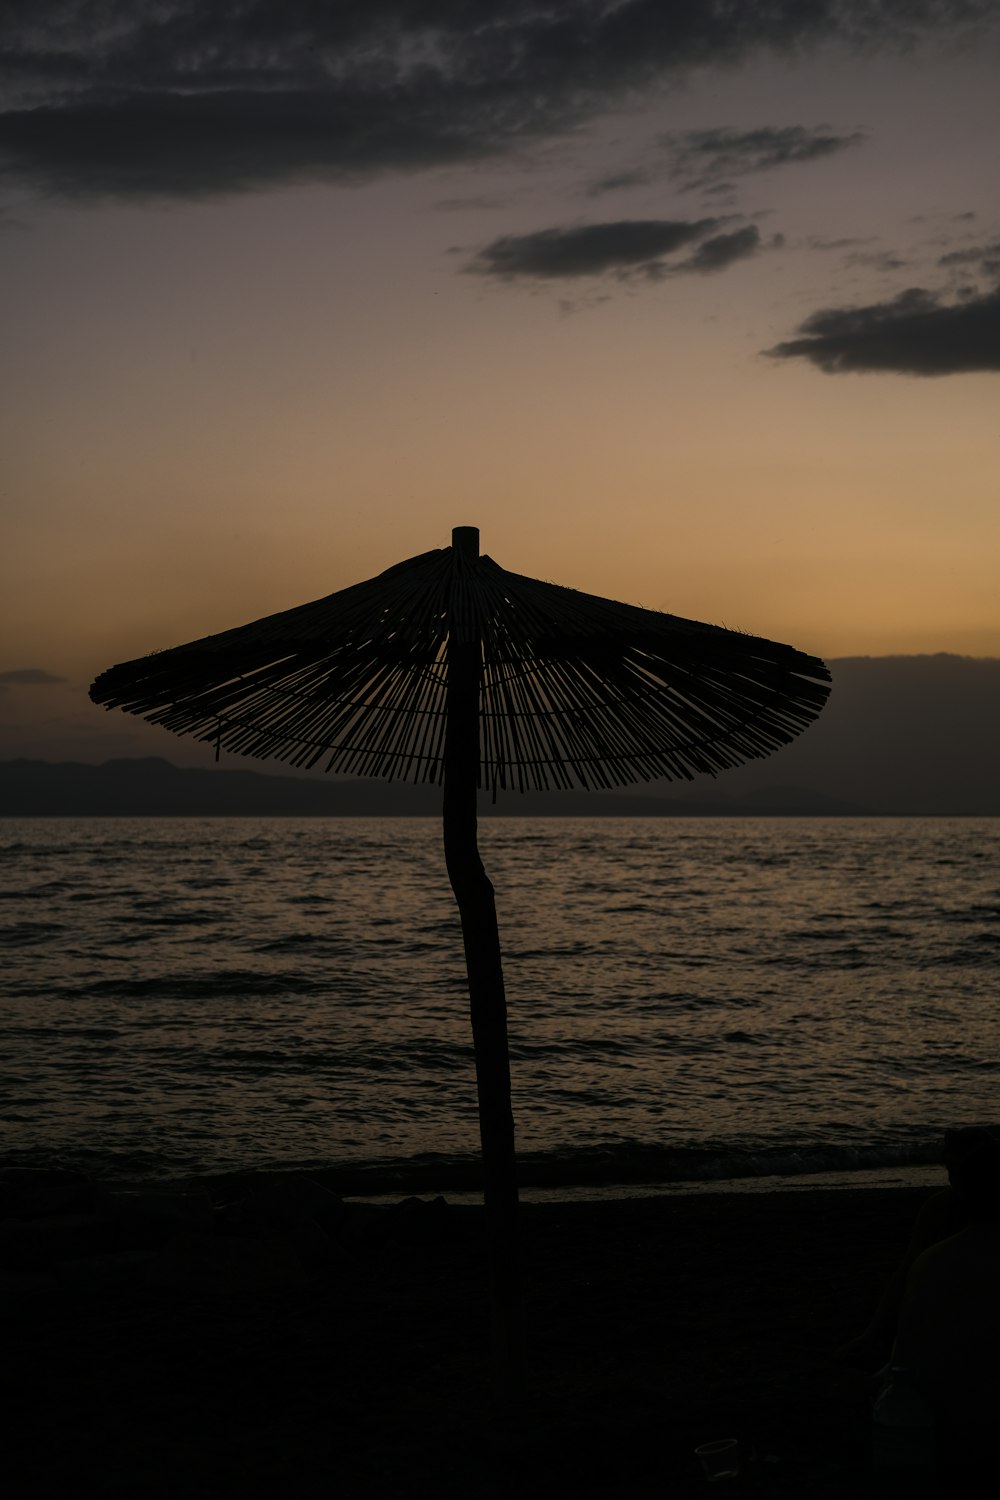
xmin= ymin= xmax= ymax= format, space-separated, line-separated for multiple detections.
xmin=1 ymin=1 xmax=999 ymax=767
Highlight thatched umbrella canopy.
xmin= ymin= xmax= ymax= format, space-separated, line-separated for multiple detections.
xmin=91 ymin=525 xmax=831 ymax=1386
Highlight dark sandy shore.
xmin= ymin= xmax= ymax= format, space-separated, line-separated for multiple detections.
xmin=2 ymin=1171 xmax=936 ymax=1497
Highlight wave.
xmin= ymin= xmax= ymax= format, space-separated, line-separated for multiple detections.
xmin=74 ymin=969 xmax=328 ymax=999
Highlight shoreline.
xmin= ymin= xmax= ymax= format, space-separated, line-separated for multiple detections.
xmin=349 ymin=1161 xmax=946 ymax=1206
xmin=0 ymin=1149 xmax=948 ymax=1202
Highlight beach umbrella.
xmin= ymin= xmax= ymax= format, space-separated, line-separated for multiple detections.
xmin=90 ymin=525 xmax=831 ymax=1387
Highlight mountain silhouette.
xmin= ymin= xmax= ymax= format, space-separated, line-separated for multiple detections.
xmin=2 ymin=656 xmax=997 ymax=815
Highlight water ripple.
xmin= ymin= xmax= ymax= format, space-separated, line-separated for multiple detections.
xmin=1 ymin=814 xmax=997 ymax=1179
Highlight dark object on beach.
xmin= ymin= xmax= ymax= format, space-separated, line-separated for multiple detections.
xmin=888 ymin=1129 xmax=1000 ymax=1491
xmin=90 ymin=525 xmax=831 ymax=1387
xmin=837 ymin=1126 xmax=1000 ymax=1373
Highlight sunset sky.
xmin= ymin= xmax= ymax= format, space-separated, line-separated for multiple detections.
xmin=2 ymin=2 xmax=998 ymax=767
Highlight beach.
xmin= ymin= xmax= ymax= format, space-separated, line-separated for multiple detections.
xmin=2 ymin=1171 xmax=932 ymax=1497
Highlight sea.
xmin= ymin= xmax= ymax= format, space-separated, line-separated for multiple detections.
xmin=1 ymin=817 xmax=998 ymax=1200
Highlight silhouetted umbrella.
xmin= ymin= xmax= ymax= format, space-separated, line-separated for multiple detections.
xmin=90 ymin=525 xmax=831 ymax=1387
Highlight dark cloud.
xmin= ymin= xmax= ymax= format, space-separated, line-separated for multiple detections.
xmin=809 ymin=235 xmax=877 ymax=250
xmin=911 ymin=209 xmax=979 ymax=223
xmin=467 ymin=218 xmax=721 ymax=281
xmin=939 ymin=241 xmax=1000 ymax=278
xmin=664 ymin=125 xmax=866 ymax=192
xmin=0 ymin=668 xmax=66 ymax=685
xmin=843 ymin=249 xmax=909 ymax=271
xmin=586 ymin=168 xmax=654 ymax=197
xmin=0 ymin=89 xmax=499 ymax=201
xmin=765 ymin=285 xmax=1000 ymax=374
xmin=0 ymin=1 xmax=993 ymax=200
xmin=668 ymin=225 xmax=763 ymax=275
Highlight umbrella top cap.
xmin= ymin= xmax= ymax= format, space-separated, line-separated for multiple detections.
xmin=452 ymin=526 xmax=480 ymax=560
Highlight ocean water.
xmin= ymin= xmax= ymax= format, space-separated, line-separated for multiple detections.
xmin=1 ymin=817 xmax=997 ymax=1194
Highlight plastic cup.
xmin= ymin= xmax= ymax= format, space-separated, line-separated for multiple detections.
xmin=695 ymin=1439 xmax=740 ymax=1482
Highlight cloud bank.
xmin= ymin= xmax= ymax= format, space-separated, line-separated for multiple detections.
xmin=765 ymin=285 xmax=1000 ymax=374
xmin=0 ymin=1 xmax=993 ymax=201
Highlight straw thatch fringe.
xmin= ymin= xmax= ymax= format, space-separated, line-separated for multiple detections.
xmin=90 ymin=542 xmax=831 ymax=792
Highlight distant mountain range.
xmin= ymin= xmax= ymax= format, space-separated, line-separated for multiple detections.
xmin=0 ymin=755 xmax=872 ymax=817
xmin=2 ymin=655 xmax=998 ymax=816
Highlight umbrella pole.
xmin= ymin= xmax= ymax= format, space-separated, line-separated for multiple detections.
xmin=444 ymin=531 xmax=524 ymax=1397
